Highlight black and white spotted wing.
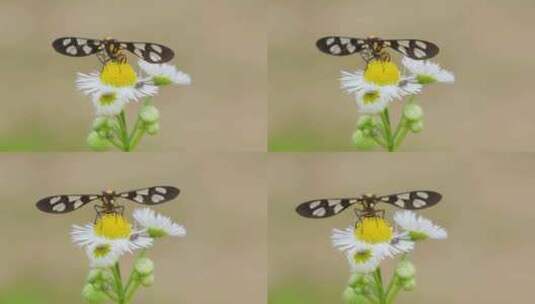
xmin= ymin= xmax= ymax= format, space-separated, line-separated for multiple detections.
xmin=118 ymin=186 xmax=180 ymax=205
xmin=36 ymin=194 xmax=101 ymax=214
xmin=52 ymin=37 xmax=103 ymax=57
xmin=378 ymin=191 xmax=442 ymax=210
xmin=120 ymin=41 xmax=175 ymax=63
xmin=384 ymin=39 xmax=439 ymax=60
xmin=316 ymin=37 xmax=367 ymax=56
xmin=296 ymin=198 xmax=360 ymax=218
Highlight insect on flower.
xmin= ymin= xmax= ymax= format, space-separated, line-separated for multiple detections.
xmin=36 ymin=186 xmax=180 ymax=218
xmin=52 ymin=37 xmax=175 ymax=64
xmin=316 ymin=36 xmax=439 ymax=63
xmin=296 ymin=191 xmax=441 ymax=222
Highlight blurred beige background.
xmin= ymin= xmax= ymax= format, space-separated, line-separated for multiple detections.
xmin=269 ymin=0 xmax=535 ymax=151
xmin=0 ymin=153 xmax=266 ymax=304
xmin=0 ymin=0 xmax=265 ymax=151
xmin=268 ymin=153 xmax=535 ymax=303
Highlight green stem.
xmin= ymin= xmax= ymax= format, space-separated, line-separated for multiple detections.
xmin=111 ymin=263 xmax=125 ymax=303
xmin=385 ymin=275 xmax=402 ymax=304
xmin=116 ymin=111 xmax=130 ymax=151
xmin=392 ymin=118 xmax=409 ymax=151
xmin=373 ymin=268 xmax=386 ymax=304
xmin=124 ymin=280 xmax=142 ymax=303
xmin=128 ymin=121 xmax=146 ymax=151
xmin=379 ymin=109 xmax=394 ymax=152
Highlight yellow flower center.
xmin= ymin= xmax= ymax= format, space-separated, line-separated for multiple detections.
xmin=93 ymin=244 xmax=111 ymax=258
xmin=355 ymin=217 xmax=393 ymax=244
xmin=99 ymin=92 xmax=117 ymax=106
xmin=353 ymin=249 xmax=373 ymax=264
xmin=364 ymin=60 xmax=400 ymax=86
xmin=362 ymin=90 xmax=380 ymax=104
xmin=100 ymin=62 xmax=137 ymax=87
xmin=94 ymin=214 xmax=132 ymax=240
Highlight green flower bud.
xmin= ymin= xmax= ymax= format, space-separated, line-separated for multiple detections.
xmin=404 ymin=104 xmax=423 ymax=121
xmin=139 ymin=105 xmax=160 ymax=124
xmin=356 ymin=115 xmax=375 ymax=129
xmin=409 ymin=120 xmax=424 ymax=133
xmin=87 ymin=131 xmax=111 ymax=151
xmin=81 ymin=283 xmax=107 ymax=303
xmin=135 ymin=257 xmax=154 ymax=276
xmin=86 ymin=269 xmax=102 ymax=283
xmin=396 ymin=260 xmax=416 ymax=279
xmin=342 ymin=287 xmax=368 ymax=304
xmin=401 ymin=278 xmax=416 ymax=291
xmin=141 ymin=274 xmax=155 ymax=287
xmin=145 ymin=122 xmax=160 ymax=135
xmin=100 ymin=270 xmax=114 ymax=284
xmin=92 ymin=117 xmax=110 ymax=131
xmin=352 ymin=129 xmax=377 ymax=150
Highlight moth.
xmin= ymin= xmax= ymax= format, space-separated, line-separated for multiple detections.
xmin=52 ymin=37 xmax=175 ymax=64
xmin=36 ymin=186 xmax=180 ymax=217
xmin=316 ymin=36 xmax=439 ymax=62
xmin=296 ymin=191 xmax=441 ymax=221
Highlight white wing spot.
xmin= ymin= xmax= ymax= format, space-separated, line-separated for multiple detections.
xmin=347 ymin=44 xmax=356 ymax=53
xmin=120 ymin=193 xmax=129 ymax=198
xmin=413 ymin=199 xmax=427 ymax=208
xmin=149 ymin=52 xmax=161 ymax=62
xmin=329 ymin=45 xmax=341 ymax=54
xmin=381 ymin=197 xmax=390 ymax=202
xmin=309 ymin=201 xmax=320 ymax=209
xmin=415 ymin=41 xmax=427 ymax=49
xmin=328 ymin=199 xmax=340 ymax=207
xmin=134 ymin=43 xmax=146 ymax=50
xmin=333 ymin=204 xmax=344 ymax=214
xmin=137 ymin=189 xmax=149 ymax=195
xmin=62 ymin=38 xmax=72 ymax=46
xmin=49 ymin=196 xmax=61 ymax=205
xmin=134 ymin=195 xmax=144 ymax=203
xmin=52 ymin=203 xmax=66 ymax=212
xmin=312 ymin=207 xmax=326 ymax=217
xmin=326 ymin=38 xmax=335 ymax=45
xmin=339 ymin=38 xmax=350 ymax=45
xmin=395 ymin=199 xmax=405 ymax=208
xmin=155 ymin=187 xmax=167 ymax=194
xmin=66 ymin=45 xmax=77 ymax=55
xmin=82 ymin=45 xmax=93 ymax=54
xmin=398 ymin=193 xmax=410 ymax=200
xmin=73 ymin=200 xmax=84 ymax=209
xmin=76 ymin=38 xmax=87 ymax=45
xmin=151 ymin=44 xmax=163 ymax=53
xmin=151 ymin=194 xmax=165 ymax=203
xmin=417 ymin=192 xmax=429 ymax=199
xmin=397 ymin=46 xmax=408 ymax=55
xmin=134 ymin=49 xmax=144 ymax=57
xmin=398 ymin=40 xmax=410 ymax=48
xmin=414 ymin=48 xmax=426 ymax=58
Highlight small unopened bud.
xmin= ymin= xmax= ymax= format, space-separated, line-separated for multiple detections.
xmin=141 ymin=274 xmax=155 ymax=287
xmin=135 ymin=257 xmax=154 ymax=276
xmin=87 ymin=131 xmax=111 ymax=151
xmin=139 ymin=105 xmax=159 ymax=124
xmin=404 ymin=104 xmax=423 ymax=121
xmin=409 ymin=120 xmax=424 ymax=133
xmin=356 ymin=115 xmax=375 ymax=129
xmin=396 ymin=260 xmax=416 ymax=279
xmin=145 ymin=122 xmax=160 ymax=135
xmin=86 ymin=269 xmax=102 ymax=283
xmin=82 ymin=283 xmax=106 ymax=302
xmin=92 ymin=117 xmax=110 ymax=131
xmin=401 ymin=278 xmax=416 ymax=291
xmin=352 ymin=129 xmax=377 ymax=150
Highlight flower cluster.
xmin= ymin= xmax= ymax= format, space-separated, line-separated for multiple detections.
xmin=72 ymin=208 xmax=186 ymax=303
xmin=332 ymin=211 xmax=446 ymax=303
xmin=76 ymin=60 xmax=190 ymax=151
xmin=340 ymin=57 xmax=454 ymax=151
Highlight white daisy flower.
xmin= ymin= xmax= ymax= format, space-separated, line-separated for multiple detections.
xmin=402 ymin=57 xmax=455 ymax=84
xmin=85 ymin=241 xmax=123 ymax=268
xmin=341 ymin=70 xmax=421 ymax=114
xmin=138 ymin=60 xmax=191 ymax=86
xmin=133 ymin=208 xmax=186 ymax=238
xmin=346 ymin=244 xmax=382 ymax=273
xmin=394 ymin=210 xmax=447 ymax=241
xmin=71 ymin=214 xmax=153 ymax=258
xmin=76 ymin=72 xmax=158 ymax=103
xmin=331 ymin=219 xmax=413 ymax=273
xmin=91 ymin=89 xmax=128 ymax=116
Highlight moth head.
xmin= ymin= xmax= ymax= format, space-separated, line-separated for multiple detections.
xmin=361 ymin=193 xmax=378 ymax=207
xmin=102 ymin=189 xmax=117 ymax=199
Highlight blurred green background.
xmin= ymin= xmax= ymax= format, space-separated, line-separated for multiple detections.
xmin=0 ymin=153 xmax=265 ymax=303
xmin=268 ymin=153 xmax=535 ymax=303
xmin=268 ymin=0 xmax=535 ymax=151
xmin=0 ymin=0 xmax=265 ymax=151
